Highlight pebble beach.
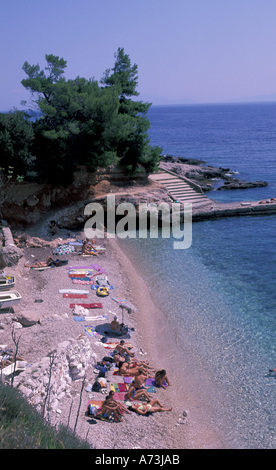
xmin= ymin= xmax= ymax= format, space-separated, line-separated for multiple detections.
xmin=0 ymin=224 xmax=228 ymax=450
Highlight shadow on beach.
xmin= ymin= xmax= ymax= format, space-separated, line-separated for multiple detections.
xmin=95 ymin=322 xmax=131 ymax=340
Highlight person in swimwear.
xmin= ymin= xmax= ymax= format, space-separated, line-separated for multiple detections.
xmin=126 ymin=383 xmax=153 ymax=402
xmin=131 ymin=369 xmax=150 ymax=389
xmin=154 ymin=369 xmax=171 ymax=389
xmin=115 ymin=340 xmax=135 ymax=358
xmin=113 ymin=351 xmax=155 ymax=372
xmin=107 ymin=391 xmax=131 ymax=415
xmin=118 ymin=362 xmax=154 ymax=378
xmin=110 ymin=316 xmax=126 ymax=335
xmin=82 ymin=238 xmax=98 ymax=255
xmin=128 ymin=399 xmax=172 ymax=415
xmin=24 ymin=257 xmax=55 ymax=268
xmin=100 ymin=395 xmax=123 ymax=422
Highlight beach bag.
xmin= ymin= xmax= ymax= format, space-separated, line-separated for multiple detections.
xmin=88 ymin=404 xmax=98 ymax=417
xmin=98 ymin=377 xmax=107 ymax=388
xmin=92 ymin=381 xmax=101 ymax=392
xmin=98 ymin=366 xmax=106 ymax=378
xmin=102 ymin=356 xmax=114 ymax=364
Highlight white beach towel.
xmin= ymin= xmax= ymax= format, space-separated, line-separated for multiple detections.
xmin=59 ymin=289 xmax=90 ymax=294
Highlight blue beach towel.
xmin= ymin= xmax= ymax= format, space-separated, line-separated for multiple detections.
xmin=83 ymin=325 xmax=100 ymax=337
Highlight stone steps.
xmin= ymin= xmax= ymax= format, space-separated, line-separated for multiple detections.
xmin=149 ymin=170 xmax=209 ymax=205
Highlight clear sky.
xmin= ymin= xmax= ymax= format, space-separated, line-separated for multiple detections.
xmin=1 ymin=0 xmax=276 ymax=110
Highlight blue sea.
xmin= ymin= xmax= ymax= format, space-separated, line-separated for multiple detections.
xmin=119 ymin=103 xmax=276 ymax=449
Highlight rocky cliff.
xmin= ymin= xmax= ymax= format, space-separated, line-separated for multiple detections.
xmin=0 ymin=165 xmax=150 ymax=228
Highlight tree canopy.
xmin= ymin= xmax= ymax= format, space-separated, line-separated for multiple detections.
xmin=0 ymin=110 xmax=35 ymax=178
xmin=0 ymin=49 xmax=162 ymax=185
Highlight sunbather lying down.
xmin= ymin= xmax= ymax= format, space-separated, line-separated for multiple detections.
xmin=113 ymin=353 xmax=155 ymax=372
xmin=128 ymin=399 xmax=172 ymax=415
xmin=126 ymin=384 xmax=153 ymax=402
xmin=24 ymin=257 xmax=54 ymax=268
xmin=24 ymin=257 xmax=68 ymax=268
xmin=118 ymin=361 xmax=154 ymax=378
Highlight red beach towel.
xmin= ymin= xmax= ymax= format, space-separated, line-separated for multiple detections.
xmin=63 ymin=293 xmax=88 ymax=299
xmin=69 ymin=273 xmax=89 ymax=278
xmin=69 ymin=303 xmax=103 ymax=309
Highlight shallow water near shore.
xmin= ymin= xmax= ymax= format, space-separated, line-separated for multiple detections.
xmin=118 ymin=215 xmax=276 ymax=449
xmin=125 ymin=102 xmax=276 ymax=448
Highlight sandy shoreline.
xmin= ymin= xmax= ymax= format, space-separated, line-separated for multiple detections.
xmin=0 ymin=226 xmax=227 ymax=449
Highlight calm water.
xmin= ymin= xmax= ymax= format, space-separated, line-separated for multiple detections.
xmin=119 ymin=103 xmax=276 ymax=449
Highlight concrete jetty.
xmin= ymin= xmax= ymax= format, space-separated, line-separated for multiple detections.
xmin=149 ymin=168 xmax=276 ymax=222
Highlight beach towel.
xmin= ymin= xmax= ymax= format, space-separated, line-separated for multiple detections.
xmin=73 ymin=315 xmax=108 ymax=322
xmin=91 ymin=284 xmax=113 ymax=290
xmin=31 ymin=266 xmax=52 ymax=271
xmin=118 ymin=383 xmax=129 ymax=392
xmin=67 ymin=266 xmax=92 ymax=270
xmin=123 ymin=376 xmax=134 ymax=384
xmin=84 ymin=325 xmax=100 ymax=337
xmin=68 ymin=269 xmax=95 ymax=274
xmin=59 ymin=289 xmax=89 ymax=294
xmin=52 ymin=244 xmax=75 ymax=255
xmin=63 ymin=293 xmax=88 ymax=299
xmin=69 ymin=273 xmax=92 ymax=278
xmin=72 ymin=279 xmax=94 ymax=285
xmin=67 ymin=264 xmax=107 ymax=272
xmin=82 ymin=252 xmax=98 ymax=256
xmin=110 ymin=383 xmax=129 ymax=393
xmin=87 ymin=400 xmax=103 ymax=417
xmin=101 ymin=342 xmax=133 ymax=349
xmin=91 ymin=264 xmax=106 ymax=272
xmin=87 ymin=400 xmax=103 ymax=409
xmin=69 ymin=303 xmax=103 ymax=309
xmin=112 ymin=392 xmax=128 ymax=401
xmin=145 ymin=378 xmax=168 ymax=388
xmin=123 ymin=377 xmax=156 ymax=392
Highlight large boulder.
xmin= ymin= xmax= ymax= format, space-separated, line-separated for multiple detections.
xmin=13 ymin=310 xmax=41 ymax=327
xmin=0 ymin=245 xmax=23 ymax=268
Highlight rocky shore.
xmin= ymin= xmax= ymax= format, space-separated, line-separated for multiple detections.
xmin=2 ymin=157 xmax=275 ymax=234
xmin=160 ymin=155 xmax=269 ymax=192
